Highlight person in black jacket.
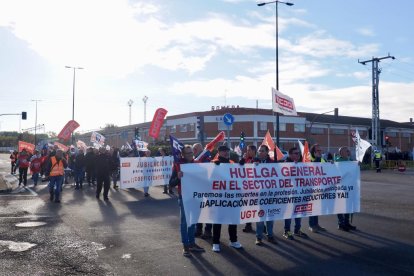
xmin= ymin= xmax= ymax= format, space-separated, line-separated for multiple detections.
xmin=84 ymin=147 xmax=95 ymax=185
xmin=74 ymin=149 xmax=86 ymax=189
xmin=95 ymin=147 xmax=112 ymax=200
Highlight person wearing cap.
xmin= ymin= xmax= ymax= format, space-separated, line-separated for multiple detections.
xmin=335 ymin=146 xmax=357 ymax=231
xmin=45 ymin=149 xmax=68 ymax=203
xmin=254 ymin=145 xmax=277 ymax=245
xmin=169 ymin=145 xmax=205 ymax=257
xmin=211 ymin=144 xmax=242 ymax=252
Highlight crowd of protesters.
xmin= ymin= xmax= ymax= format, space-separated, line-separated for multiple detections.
xmin=10 ymin=141 xmax=358 ymax=257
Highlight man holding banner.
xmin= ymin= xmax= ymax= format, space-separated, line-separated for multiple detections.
xmin=169 ymin=145 xmax=205 ymax=257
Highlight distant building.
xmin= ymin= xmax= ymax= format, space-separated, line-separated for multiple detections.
xmin=79 ymin=107 xmax=414 ymax=156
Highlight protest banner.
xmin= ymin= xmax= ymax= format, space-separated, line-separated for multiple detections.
xmin=91 ymin=131 xmax=105 ymax=146
xmin=57 ymin=120 xmax=80 ymax=141
xmin=272 ymin=87 xmax=297 ymax=116
xmin=18 ymin=141 xmax=35 ymax=154
xmin=149 ymin=108 xmax=168 ymax=139
xmin=181 ymin=162 xmax=360 ymax=225
xmin=120 ymin=156 xmax=174 ymax=189
xmin=54 ymin=142 xmax=69 ymax=152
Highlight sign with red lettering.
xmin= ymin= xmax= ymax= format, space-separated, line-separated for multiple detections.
xmin=57 ymin=120 xmax=80 ymax=141
xmin=181 ymin=162 xmax=360 ymax=225
xmin=149 ymin=108 xmax=168 ymax=139
xmin=18 ymin=141 xmax=35 ymax=154
xmin=272 ymin=87 xmax=297 ymax=116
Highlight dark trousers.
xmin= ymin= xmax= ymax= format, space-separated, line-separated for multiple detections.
xmin=11 ymin=162 xmax=16 ymax=174
xmin=86 ymin=169 xmax=95 ymax=183
xmin=96 ymin=175 xmax=110 ymax=199
xmin=19 ymin=167 xmax=28 ymax=185
xmin=212 ymin=224 xmax=237 ymax=244
xmin=337 ymin=214 xmax=350 ymax=226
xmin=375 ymin=160 xmax=381 ymax=172
xmin=309 ymin=216 xmax=319 ymax=227
xmin=196 ymin=223 xmax=212 ymax=234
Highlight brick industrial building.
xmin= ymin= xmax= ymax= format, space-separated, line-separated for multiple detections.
xmin=80 ymin=107 xmax=414 ymax=156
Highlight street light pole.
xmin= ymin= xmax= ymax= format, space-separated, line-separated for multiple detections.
xmin=65 ymin=66 xmax=83 ymax=144
xmin=127 ymin=99 xmax=134 ymax=125
xmin=31 ymin=99 xmax=41 ymax=147
xmin=258 ymin=0 xmax=293 ymax=147
xmin=142 ymin=96 xmax=148 ymax=122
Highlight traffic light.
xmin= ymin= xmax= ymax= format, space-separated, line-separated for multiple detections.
xmin=134 ymin=127 xmax=140 ymax=140
xmin=196 ymin=116 xmax=205 ymax=144
xmin=21 ymin=112 xmax=27 ymax=120
xmin=385 ymin=135 xmax=391 ymax=146
xmin=240 ymin=131 xmax=245 ymax=149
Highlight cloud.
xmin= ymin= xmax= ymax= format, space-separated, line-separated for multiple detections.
xmin=356 ymin=27 xmax=375 ymax=37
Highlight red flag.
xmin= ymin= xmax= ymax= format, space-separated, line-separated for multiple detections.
xmin=149 ymin=108 xmax=168 ymax=139
xmin=54 ymin=142 xmax=69 ymax=152
xmin=261 ymin=130 xmax=284 ymax=161
xmin=18 ymin=141 xmax=35 ymax=154
xmin=205 ymin=131 xmax=225 ymax=152
xmin=302 ymin=141 xmax=311 ymax=162
xmin=57 ymin=120 xmax=80 ymax=141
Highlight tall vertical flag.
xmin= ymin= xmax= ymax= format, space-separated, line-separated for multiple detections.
xmin=352 ymin=129 xmax=371 ymax=162
xmin=149 ymin=108 xmax=168 ymax=139
xmin=261 ymin=130 xmax=284 ymax=161
xmin=272 ymin=88 xmax=297 ymax=116
xmin=169 ymin=135 xmax=184 ymax=162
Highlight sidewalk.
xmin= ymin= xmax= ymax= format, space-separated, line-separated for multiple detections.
xmin=0 ymin=173 xmax=17 ymax=193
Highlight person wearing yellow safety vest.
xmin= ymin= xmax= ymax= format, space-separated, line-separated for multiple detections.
xmin=308 ymin=144 xmax=327 ymax=233
xmin=45 ymin=149 xmax=68 ymax=203
xmin=373 ymin=150 xmax=382 ymax=173
xmin=335 ymin=147 xmax=357 ymax=231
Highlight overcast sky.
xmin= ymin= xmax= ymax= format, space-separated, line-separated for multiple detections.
xmin=1 ymin=0 xmax=413 ymax=134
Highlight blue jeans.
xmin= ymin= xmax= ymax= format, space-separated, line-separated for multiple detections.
xmin=256 ymin=221 xmax=274 ymax=240
xmin=49 ymin=175 xmax=63 ymax=201
xmin=144 ymin=186 xmax=149 ymax=194
xmin=74 ymin=168 xmax=84 ymax=187
xmin=179 ymin=197 xmax=195 ymax=246
xmin=309 ymin=216 xmax=319 ymax=227
xmin=32 ymin=172 xmax=39 ymax=185
xmin=284 ymin=218 xmax=302 ymax=232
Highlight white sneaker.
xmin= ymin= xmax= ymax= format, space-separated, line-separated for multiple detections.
xmin=212 ymin=244 xmax=221 ymax=252
xmin=229 ymin=241 xmax=242 ymax=249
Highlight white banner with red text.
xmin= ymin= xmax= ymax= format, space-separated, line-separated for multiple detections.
xmin=181 ymin=162 xmax=360 ymax=225
xmin=120 ymin=156 xmax=174 ymax=189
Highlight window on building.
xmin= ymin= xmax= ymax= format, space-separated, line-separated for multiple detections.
xmin=259 ymin=122 xmax=267 ymax=131
xmin=170 ymin=125 xmax=176 ymax=133
xmin=294 ymin=124 xmax=305 ymax=132
xmin=402 ymin=133 xmax=411 ymax=138
xmin=386 ymin=132 xmax=397 ymax=137
xmin=331 ymin=129 xmax=345 ymax=135
xmin=189 ymin=123 xmax=195 ymax=132
xmin=311 ymin=127 xmax=324 ymax=134
xmin=218 ymin=122 xmax=232 ymax=130
xmin=279 ymin=123 xmax=286 ymax=131
xmin=180 ymin=124 xmax=187 ymax=132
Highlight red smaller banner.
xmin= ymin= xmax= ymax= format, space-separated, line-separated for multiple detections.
xmin=57 ymin=120 xmax=80 ymax=141
xmin=149 ymin=108 xmax=168 ymax=139
xmin=54 ymin=142 xmax=69 ymax=152
xmin=18 ymin=141 xmax=35 ymax=154
xmin=205 ymin=131 xmax=225 ymax=152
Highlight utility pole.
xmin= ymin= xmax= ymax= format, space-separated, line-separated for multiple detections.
xmin=31 ymin=99 xmax=42 ymax=147
xmin=142 ymin=96 xmax=148 ymax=122
xmin=127 ymin=99 xmax=134 ymax=125
xmin=358 ymin=53 xmax=395 ymax=149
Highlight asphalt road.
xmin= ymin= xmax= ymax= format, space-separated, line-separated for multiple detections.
xmin=0 ymin=153 xmax=413 ymax=276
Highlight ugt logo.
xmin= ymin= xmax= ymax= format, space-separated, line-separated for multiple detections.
xmin=294 ymin=203 xmax=312 ymax=213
